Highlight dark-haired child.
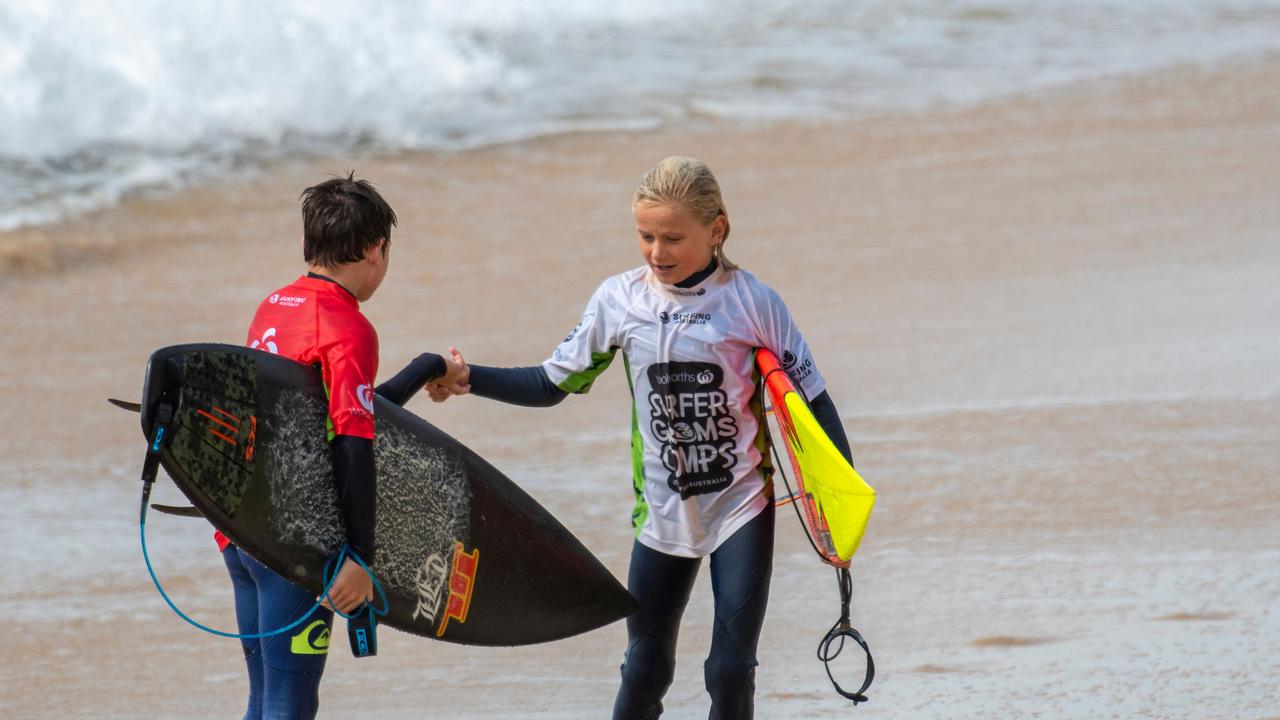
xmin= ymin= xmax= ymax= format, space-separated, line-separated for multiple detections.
xmin=223 ymin=173 xmax=464 ymax=719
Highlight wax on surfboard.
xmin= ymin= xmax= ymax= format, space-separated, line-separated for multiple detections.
xmin=132 ymin=343 xmax=636 ymax=646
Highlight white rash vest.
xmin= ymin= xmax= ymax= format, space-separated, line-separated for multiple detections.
xmin=542 ymin=265 xmax=827 ymax=557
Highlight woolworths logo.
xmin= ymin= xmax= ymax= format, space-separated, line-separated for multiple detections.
xmin=651 ymin=369 xmax=715 ymax=386
xmin=646 ymin=361 xmax=737 ymax=499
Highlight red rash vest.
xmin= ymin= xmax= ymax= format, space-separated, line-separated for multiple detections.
xmin=215 ymin=274 xmax=378 ymax=551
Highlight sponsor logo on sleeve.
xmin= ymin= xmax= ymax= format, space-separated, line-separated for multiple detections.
xmin=562 ymin=318 xmax=584 ymax=343
xmin=250 ymin=327 xmax=279 ymax=354
xmin=783 ymin=350 xmax=814 ymax=384
xmin=555 ymin=316 xmax=586 ymax=362
xmin=647 ymin=362 xmax=738 ymax=499
xmin=355 ymin=384 xmax=376 ymax=415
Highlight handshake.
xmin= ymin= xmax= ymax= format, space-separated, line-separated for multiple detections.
xmin=427 ymin=348 xmax=471 ymax=403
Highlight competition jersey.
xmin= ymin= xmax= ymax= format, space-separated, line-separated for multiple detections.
xmin=543 ymin=265 xmax=826 ymax=557
xmin=215 ymin=274 xmax=379 ymax=551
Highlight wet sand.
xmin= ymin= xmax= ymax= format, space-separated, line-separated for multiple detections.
xmin=1 ymin=57 xmax=1278 ymax=719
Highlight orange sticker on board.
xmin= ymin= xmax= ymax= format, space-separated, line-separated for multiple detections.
xmin=436 ymin=542 xmax=479 ymax=637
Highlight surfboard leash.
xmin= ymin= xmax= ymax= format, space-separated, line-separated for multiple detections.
xmin=140 ymin=515 xmax=342 ymax=640
xmin=141 ymin=515 xmax=386 ymax=648
xmin=817 ymin=567 xmax=875 ymax=705
xmin=767 ymin=437 xmax=875 ymax=705
xmin=136 ymin=391 xmax=388 ymax=652
xmin=137 ymin=391 xmax=174 ymax=524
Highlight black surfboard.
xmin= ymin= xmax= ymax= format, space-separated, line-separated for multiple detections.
xmin=135 ymin=343 xmax=636 ymax=646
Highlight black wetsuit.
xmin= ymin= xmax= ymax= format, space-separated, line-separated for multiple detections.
xmin=462 ymin=261 xmax=853 ymax=719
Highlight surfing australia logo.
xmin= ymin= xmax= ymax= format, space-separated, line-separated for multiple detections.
xmin=782 ymin=348 xmax=814 ymax=384
xmin=647 ymin=362 xmax=738 ymax=499
xmin=658 ymin=310 xmax=712 ymax=326
xmin=562 ymin=316 xmax=585 ymax=343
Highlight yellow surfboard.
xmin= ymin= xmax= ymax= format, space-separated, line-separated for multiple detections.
xmin=756 ymin=349 xmax=875 ymax=568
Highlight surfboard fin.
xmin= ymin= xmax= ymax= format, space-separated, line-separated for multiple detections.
xmin=151 ymin=503 xmax=204 ymax=518
xmin=109 ymin=398 xmax=142 ymax=413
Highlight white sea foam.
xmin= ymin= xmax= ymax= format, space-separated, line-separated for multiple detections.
xmin=2 ymin=0 xmax=1278 ymax=230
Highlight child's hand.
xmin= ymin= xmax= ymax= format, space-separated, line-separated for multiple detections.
xmin=319 ymin=557 xmax=375 ymax=614
xmin=426 ymin=382 xmax=452 ymax=403
xmin=431 ymin=347 xmax=470 ymax=401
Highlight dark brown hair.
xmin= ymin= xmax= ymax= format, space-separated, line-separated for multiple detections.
xmin=300 ymin=172 xmax=398 ymax=267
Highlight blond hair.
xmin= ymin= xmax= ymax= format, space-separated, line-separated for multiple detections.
xmin=633 ymin=156 xmax=737 ymax=271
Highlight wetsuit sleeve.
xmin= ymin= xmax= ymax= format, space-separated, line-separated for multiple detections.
xmin=331 ymin=435 xmax=376 ymax=563
xmin=320 ymin=312 xmax=379 ymax=562
xmin=747 ymin=279 xmax=827 ymax=400
xmin=375 ymin=352 xmax=447 ymax=406
xmin=541 ymin=282 xmax=620 ymax=394
xmin=469 ymin=364 xmax=568 ymax=407
xmin=809 ymin=390 xmax=854 ymax=466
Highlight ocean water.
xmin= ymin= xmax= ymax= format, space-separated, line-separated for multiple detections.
xmin=2 ymin=0 xmax=1278 ymax=231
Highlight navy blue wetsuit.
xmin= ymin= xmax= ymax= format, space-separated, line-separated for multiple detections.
xmin=231 ymin=272 xmax=447 ymax=720
xmin=223 ymin=548 xmax=333 ymax=719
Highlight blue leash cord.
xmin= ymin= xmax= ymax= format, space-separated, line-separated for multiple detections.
xmin=140 ymin=515 xmax=387 ymax=640
xmin=136 ymin=396 xmax=387 ymax=647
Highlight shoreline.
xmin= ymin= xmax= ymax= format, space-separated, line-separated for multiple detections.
xmin=2 ymin=52 xmax=1276 ymax=280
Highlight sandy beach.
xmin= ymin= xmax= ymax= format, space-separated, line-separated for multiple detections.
xmin=1 ymin=57 xmax=1278 ymax=719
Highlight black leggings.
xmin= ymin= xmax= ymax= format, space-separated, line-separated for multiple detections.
xmin=612 ymin=503 xmax=775 ymax=720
